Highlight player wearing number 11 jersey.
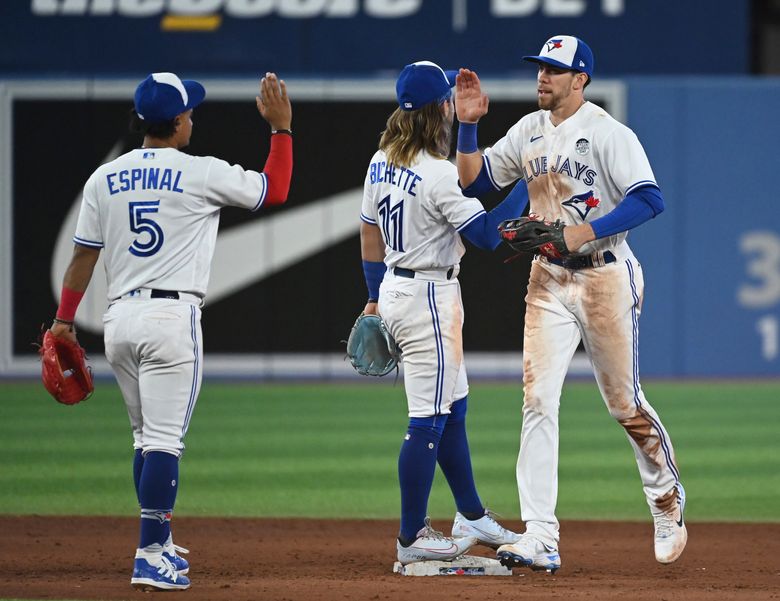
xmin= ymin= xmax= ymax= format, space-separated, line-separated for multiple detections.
xmin=359 ymin=61 xmax=528 ymax=564
xmin=49 ymin=71 xmax=293 ymax=591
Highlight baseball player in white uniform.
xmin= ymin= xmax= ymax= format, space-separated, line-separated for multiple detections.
xmin=455 ymin=36 xmax=686 ymax=571
xmin=360 ymin=61 xmax=527 ymax=565
xmin=49 ymin=72 xmax=293 ymax=590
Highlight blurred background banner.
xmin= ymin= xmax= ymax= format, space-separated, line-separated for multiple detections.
xmin=1 ymin=0 xmax=750 ymax=76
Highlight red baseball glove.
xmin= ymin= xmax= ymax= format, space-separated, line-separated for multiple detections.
xmin=39 ymin=330 xmax=94 ymax=405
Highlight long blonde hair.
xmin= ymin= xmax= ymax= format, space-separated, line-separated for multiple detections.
xmin=379 ymin=102 xmax=452 ymax=168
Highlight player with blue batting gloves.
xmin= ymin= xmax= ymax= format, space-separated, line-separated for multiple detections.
xmin=456 ymin=36 xmax=687 ymax=571
xmin=360 ymin=61 xmax=527 ymax=565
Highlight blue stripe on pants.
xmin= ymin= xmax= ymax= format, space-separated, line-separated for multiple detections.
xmin=427 ymin=282 xmax=444 ymax=415
xmin=626 ymin=260 xmax=680 ymax=482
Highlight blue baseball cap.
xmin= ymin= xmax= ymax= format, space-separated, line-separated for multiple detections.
xmin=523 ymin=35 xmax=594 ymax=77
xmin=134 ymin=72 xmax=206 ymax=123
xmin=396 ymin=61 xmax=457 ymax=111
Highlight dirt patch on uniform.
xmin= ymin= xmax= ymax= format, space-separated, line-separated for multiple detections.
xmin=0 ymin=516 xmax=778 ymax=600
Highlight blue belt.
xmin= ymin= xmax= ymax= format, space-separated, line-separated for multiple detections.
xmin=543 ymin=250 xmax=616 ymax=270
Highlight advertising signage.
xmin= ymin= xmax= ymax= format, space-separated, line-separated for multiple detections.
xmin=1 ymin=1 xmax=750 ymax=76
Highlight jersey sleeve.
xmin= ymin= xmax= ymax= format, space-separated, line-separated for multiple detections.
xmin=601 ymin=126 xmax=658 ymax=196
xmin=73 ymin=172 xmax=104 ymax=249
xmin=360 ymin=165 xmax=378 ymax=225
xmin=202 ymin=157 xmax=268 ymax=211
xmin=432 ymin=167 xmax=486 ymax=231
xmin=483 ymin=121 xmax=525 ymax=189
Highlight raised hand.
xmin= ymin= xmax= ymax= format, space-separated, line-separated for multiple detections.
xmin=455 ymin=68 xmax=489 ymax=124
xmin=256 ymin=72 xmax=292 ymax=131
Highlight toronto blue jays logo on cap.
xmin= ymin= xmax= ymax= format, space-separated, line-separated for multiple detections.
xmin=524 ymin=35 xmax=594 ymax=77
xmin=134 ymin=72 xmax=206 ymax=124
xmin=546 ymin=39 xmax=564 ymax=51
xmin=562 ymin=190 xmax=600 ymax=220
xmin=396 ymin=61 xmax=458 ymax=111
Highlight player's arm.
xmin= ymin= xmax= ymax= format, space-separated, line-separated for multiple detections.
xmin=567 ymin=127 xmax=665 ymax=251
xmin=50 ymin=244 xmax=101 ymax=342
xmin=589 ymin=186 xmax=664 ymax=237
xmin=460 ymin=180 xmax=530 ymax=251
xmin=256 ymin=73 xmax=293 ymax=205
xmin=360 ymin=222 xmax=385 ymax=316
xmin=563 ymin=186 xmax=665 ymax=252
xmin=455 ymin=69 xmax=490 ymax=189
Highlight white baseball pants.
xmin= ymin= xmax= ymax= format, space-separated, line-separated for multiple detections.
xmin=519 ymin=254 xmax=681 ymax=547
xmin=103 ymin=297 xmax=203 ymax=457
xmin=379 ymin=269 xmax=469 ymax=417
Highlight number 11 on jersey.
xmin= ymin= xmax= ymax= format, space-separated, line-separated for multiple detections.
xmin=378 ymin=194 xmax=404 ymax=252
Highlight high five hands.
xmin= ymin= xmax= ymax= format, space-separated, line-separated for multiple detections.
xmin=455 ymin=68 xmax=489 ymax=124
xmin=256 ymin=72 xmax=292 ymax=131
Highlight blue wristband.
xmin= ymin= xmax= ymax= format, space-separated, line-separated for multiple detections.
xmin=362 ymin=260 xmax=386 ymax=300
xmin=457 ymin=122 xmax=479 ymax=154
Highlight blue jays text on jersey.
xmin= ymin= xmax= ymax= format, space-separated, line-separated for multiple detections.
xmin=522 ymin=154 xmax=597 ymax=186
xmin=106 ymin=168 xmax=184 ymax=195
xmin=369 ymin=160 xmax=422 ymax=196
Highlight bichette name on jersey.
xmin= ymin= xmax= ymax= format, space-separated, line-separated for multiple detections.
xmin=361 ymin=149 xmax=486 ymax=270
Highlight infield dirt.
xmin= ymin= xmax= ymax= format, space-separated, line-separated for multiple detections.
xmin=0 ymin=516 xmax=778 ymax=600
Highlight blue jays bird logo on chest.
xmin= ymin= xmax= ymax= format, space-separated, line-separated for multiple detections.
xmin=562 ymin=190 xmax=600 ymax=220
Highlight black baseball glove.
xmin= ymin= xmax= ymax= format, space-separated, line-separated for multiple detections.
xmin=498 ymin=215 xmax=570 ymax=259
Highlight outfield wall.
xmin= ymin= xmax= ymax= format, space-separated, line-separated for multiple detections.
xmin=0 ymin=76 xmax=778 ymax=378
xmin=626 ymin=78 xmax=780 ymax=377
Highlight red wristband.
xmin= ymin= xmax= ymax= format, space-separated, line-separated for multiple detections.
xmin=262 ymin=132 xmax=293 ymax=205
xmin=56 ymin=286 xmax=84 ymax=322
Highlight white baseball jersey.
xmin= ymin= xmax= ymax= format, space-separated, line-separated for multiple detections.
xmin=74 ymin=147 xmax=268 ymax=300
xmin=362 ymin=149 xmax=482 ymax=417
xmin=360 ymin=149 xmax=486 ymax=270
xmin=484 ymin=101 xmax=657 ymax=256
xmin=493 ymin=102 xmax=682 ymax=548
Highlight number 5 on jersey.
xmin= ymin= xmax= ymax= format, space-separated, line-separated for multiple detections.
xmin=378 ymin=194 xmax=404 ymax=252
xmin=129 ymin=200 xmax=164 ymax=257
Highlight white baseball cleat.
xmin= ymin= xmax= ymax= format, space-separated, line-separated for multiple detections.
xmin=162 ymin=535 xmax=190 ymax=575
xmin=396 ymin=517 xmax=477 ymax=565
xmin=451 ymin=510 xmax=521 ymax=549
xmin=653 ymin=483 xmax=688 ymax=564
xmin=496 ymin=535 xmax=561 ymax=572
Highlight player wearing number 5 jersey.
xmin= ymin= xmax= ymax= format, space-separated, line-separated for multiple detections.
xmin=456 ymin=36 xmax=686 ymax=570
xmin=360 ymin=61 xmax=526 ymax=565
xmin=49 ymin=72 xmax=293 ymax=591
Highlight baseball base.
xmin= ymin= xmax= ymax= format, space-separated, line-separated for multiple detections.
xmin=393 ymin=555 xmax=514 ymax=576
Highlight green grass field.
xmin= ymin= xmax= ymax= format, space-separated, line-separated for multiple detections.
xmin=1 ymin=380 xmax=778 ymax=522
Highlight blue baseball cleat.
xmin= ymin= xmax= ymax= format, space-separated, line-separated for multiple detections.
xmin=131 ymin=555 xmax=191 ymax=591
